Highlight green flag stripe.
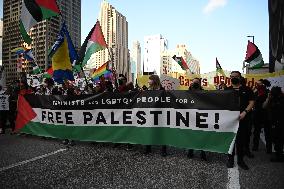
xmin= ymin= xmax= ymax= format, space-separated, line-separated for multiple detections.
xmin=19 ymin=21 xmax=32 ymax=44
xmin=39 ymin=7 xmax=59 ymax=19
xmin=249 ymin=54 xmax=264 ymax=68
xmin=21 ymin=121 xmax=235 ymax=154
xmin=33 ymin=67 xmax=41 ymax=74
xmin=81 ymin=43 xmax=106 ymax=67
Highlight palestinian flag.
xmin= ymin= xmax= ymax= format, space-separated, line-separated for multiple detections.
xmin=172 ymin=55 xmax=189 ymax=70
xmin=20 ymin=0 xmax=60 ymax=44
xmin=43 ymin=67 xmax=53 ymax=78
xmin=245 ymin=41 xmax=264 ymax=69
xmin=76 ymin=20 xmax=107 ymax=69
xmin=31 ymin=62 xmax=42 ymax=74
xmin=216 ymin=58 xmax=226 ymax=76
xmin=15 ymin=91 xmax=240 ymax=154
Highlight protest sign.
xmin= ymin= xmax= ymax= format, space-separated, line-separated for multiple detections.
xmin=16 ymin=91 xmax=239 ymax=154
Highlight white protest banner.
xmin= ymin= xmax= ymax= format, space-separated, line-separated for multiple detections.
xmin=0 ymin=95 xmax=9 ymax=110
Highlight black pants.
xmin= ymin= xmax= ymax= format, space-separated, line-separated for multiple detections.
xmin=0 ymin=111 xmax=8 ymax=131
xmin=229 ymin=116 xmax=250 ymax=161
xmin=8 ymin=101 xmax=17 ymax=131
xmin=253 ymin=121 xmax=272 ymax=151
xmin=245 ymin=114 xmax=253 ymax=153
xmin=272 ymin=123 xmax=284 ymax=156
xmin=253 ymin=118 xmax=272 ymax=151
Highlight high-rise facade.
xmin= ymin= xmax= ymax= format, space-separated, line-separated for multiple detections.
xmin=0 ymin=18 xmax=3 ymax=66
xmin=161 ymin=50 xmax=174 ymax=75
xmin=87 ymin=1 xmax=130 ymax=80
xmin=29 ymin=0 xmax=81 ymax=70
xmin=2 ymin=0 xmax=81 ymax=84
xmin=57 ymin=0 xmax=81 ymax=50
xmin=2 ymin=0 xmax=21 ymax=83
xmin=130 ymin=41 xmax=141 ymax=82
xmin=144 ymin=34 xmax=168 ymax=76
xmin=0 ymin=18 xmax=4 ymax=87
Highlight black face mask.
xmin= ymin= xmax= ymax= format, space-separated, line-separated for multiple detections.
xmin=231 ymin=78 xmax=240 ymax=85
xmin=192 ymin=83 xmax=200 ymax=89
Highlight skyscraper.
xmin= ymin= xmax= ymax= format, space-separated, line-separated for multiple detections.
xmin=2 ymin=0 xmax=81 ymax=84
xmin=57 ymin=0 xmax=81 ymax=50
xmin=2 ymin=0 xmax=21 ymax=82
xmin=0 ymin=18 xmax=4 ymax=87
xmin=86 ymin=1 xmax=130 ymax=80
xmin=144 ymin=34 xmax=168 ymax=76
xmin=161 ymin=50 xmax=174 ymax=75
xmin=130 ymin=41 xmax=141 ymax=82
xmin=0 ymin=18 xmax=3 ymax=66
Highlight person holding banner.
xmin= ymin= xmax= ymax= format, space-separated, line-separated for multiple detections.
xmin=187 ymin=78 xmax=207 ymax=161
xmin=240 ymin=76 xmax=254 ymax=159
xmin=252 ymin=79 xmax=272 ymax=153
xmin=226 ymin=71 xmax=255 ymax=170
xmin=144 ymin=75 xmax=167 ymax=157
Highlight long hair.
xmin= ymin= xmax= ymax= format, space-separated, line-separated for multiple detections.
xmin=148 ymin=75 xmax=161 ymax=90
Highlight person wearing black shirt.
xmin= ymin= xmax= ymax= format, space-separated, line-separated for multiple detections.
xmin=187 ymin=78 xmax=207 ymax=161
xmin=263 ymin=86 xmax=284 ymax=162
xmin=226 ymin=71 xmax=255 ymax=170
xmin=252 ymin=79 xmax=272 ymax=153
xmin=144 ymin=75 xmax=167 ymax=157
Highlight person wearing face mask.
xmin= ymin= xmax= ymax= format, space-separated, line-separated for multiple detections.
xmin=189 ymin=78 xmax=203 ymax=90
xmin=252 ymin=79 xmax=272 ymax=153
xmin=187 ymin=78 xmax=207 ymax=161
xmin=144 ymin=75 xmax=167 ymax=157
xmin=117 ymin=74 xmax=128 ymax=93
xmin=226 ymin=71 xmax=255 ymax=170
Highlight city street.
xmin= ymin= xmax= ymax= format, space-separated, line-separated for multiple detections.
xmin=0 ymin=131 xmax=283 ymax=189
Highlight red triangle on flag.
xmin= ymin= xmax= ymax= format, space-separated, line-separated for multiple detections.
xmin=35 ymin=0 xmax=60 ymax=14
xmin=46 ymin=67 xmax=54 ymax=76
xmin=245 ymin=41 xmax=257 ymax=61
xmin=90 ymin=21 xmax=108 ymax=48
xmin=15 ymin=95 xmax=37 ymax=131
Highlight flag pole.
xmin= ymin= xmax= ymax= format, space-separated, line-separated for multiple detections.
xmin=107 ymin=47 xmax=118 ymax=89
xmin=242 ymin=60 xmax=246 ymax=74
xmin=79 ymin=63 xmax=90 ymax=87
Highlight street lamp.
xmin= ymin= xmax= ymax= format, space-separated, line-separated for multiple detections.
xmin=247 ymin=35 xmax=255 ymax=43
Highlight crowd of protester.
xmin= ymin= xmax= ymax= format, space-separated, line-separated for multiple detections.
xmin=0 ymin=71 xmax=283 ymax=170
